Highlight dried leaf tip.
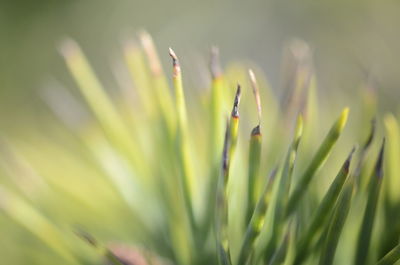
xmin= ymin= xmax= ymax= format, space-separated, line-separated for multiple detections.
xmin=249 ymin=69 xmax=262 ymax=125
xmin=251 ymin=124 xmax=261 ymax=136
xmin=376 ymin=138 xmax=385 ymax=179
xmin=168 ymin=47 xmax=180 ymax=77
xmin=211 ymin=46 xmax=222 ymax=79
xmin=168 ymin=47 xmax=178 ymax=64
xmin=231 ymin=84 xmax=241 ymax=118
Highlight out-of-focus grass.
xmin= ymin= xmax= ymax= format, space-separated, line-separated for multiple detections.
xmin=0 ymin=32 xmax=399 ymax=265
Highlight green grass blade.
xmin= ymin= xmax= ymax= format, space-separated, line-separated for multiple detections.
xmin=285 ymin=107 xmax=349 ymax=218
xmin=376 ymin=243 xmax=400 ymax=265
xmin=355 ymin=139 xmax=385 ymax=265
xmin=354 ymin=118 xmax=376 ymax=188
xmin=245 ymin=71 xmax=263 ymax=225
xmin=216 ymin=121 xmax=233 ymax=265
xmin=294 ymin=147 xmax=355 ymax=265
xmin=263 ymin=115 xmax=303 ymax=263
xmin=168 ymin=48 xmax=197 ymax=234
xmin=237 ymin=168 xmax=277 ymax=265
xmin=0 ymin=187 xmax=78 ymax=264
xmin=383 ymin=114 xmax=400 ymax=204
xmin=268 ymin=226 xmax=291 ymax=265
xmin=122 ymin=40 xmax=153 ymax=114
xmin=275 ymin=115 xmax=303 ymax=222
xmin=201 ymin=47 xmax=225 ymax=238
xmin=139 ymin=31 xmax=175 ymax=131
xmin=380 ymin=114 xmax=400 ymax=257
xmin=59 ymin=39 xmax=150 ymax=187
xmin=246 ymin=125 xmax=262 ymax=225
xmin=318 ymin=174 xmax=354 ymax=265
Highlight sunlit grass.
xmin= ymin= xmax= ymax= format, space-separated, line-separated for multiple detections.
xmin=0 ymin=33 xmax=399 ymax=265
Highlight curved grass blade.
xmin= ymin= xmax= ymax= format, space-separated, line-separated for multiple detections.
xmin=268 ymin=225 xmax=291 ymax=265
xmin=263 ymin=115 xmax=303 ymax=263
xmin=318 ymin=173 xmax=355 ymax=265
xmin=168 ymin=48 xmax=197 ymax=234
xmin=139 ymin=31 xmax=175 ymax=131
xmin=285 ymin=107 xmax=349 ymax=218
xmin=355 ymin=139 xmax=385 ymax=265
xmin=383 ymin=114 xmax=400 ymax=204
xmin=60 ymin=39 xmax=143 ymax=175
xmin=209 ymin=46 xmax=225 ymax=174
xmin=246 ymin=125 xmax=262 ymax=225
xmin=275 ymin=115 xmax=303 ymax=221
xmin=376 ymin=243 xmax=400 ymax=265
xmin=216 ymin=121 xmax=233 ymax=265
xmin=380 ymin=114 xmax=400 ymax=257
xmin=122 ymin=40 xmax=153 ymax=114
xmin=294 ymin=147 xmax=355 ymax=265
xmin=354 ymin=118 xmax=376 ymax=188
xmin=0 ymin=187 xmax=79 ymax=264
xmin=237 ymin=168 xmax=277 ymax=265
xmin=245 ymin=71 xmax=263 ymax=225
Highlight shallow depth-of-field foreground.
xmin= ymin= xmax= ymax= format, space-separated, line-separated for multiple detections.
xmin=0 ymin=33 xmax=400 ymax=265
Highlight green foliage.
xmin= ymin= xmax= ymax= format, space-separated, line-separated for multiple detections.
xmin=0 ymin=33 xmax=399 ymax=265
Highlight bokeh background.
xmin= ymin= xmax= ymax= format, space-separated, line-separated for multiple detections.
xmin=1 ymin=0 xmax=400 ymax=133
xmin=1 ymin=1 xmax=400 ymax=265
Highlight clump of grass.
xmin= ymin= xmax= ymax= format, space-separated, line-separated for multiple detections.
xmin=0 ymin=31 xmax=399 ymax=265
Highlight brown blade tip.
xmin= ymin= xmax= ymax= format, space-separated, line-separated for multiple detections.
xmin=251 ymin=124 xmax=261 ymax=136
xmin=231 ymin=84 xmax=241 ymax=118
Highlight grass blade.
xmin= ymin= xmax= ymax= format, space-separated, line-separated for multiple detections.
xmin=139 ymin=31 xmax=175 ymax=131
xmin=246 ymin=125 xmax=262 ymax=225
xmin=168 ymin=48 xmax=197 ymax=234
xmin=376 ymin=243 xmax=400 ymax=265
xmin=60 ymin=39 xmax=143 ymax=175
xmin=268 ymin=225 xmax=291 ymax=265
xmin=263 ymin=114 xmax=303 ymax=263
xmin=202 ymin=47 xmax=225 ymax=237
xmin=318 ymin=172 xmax=355 ymax=265
xmin=122 ymin=40 xmax=153 ymax=114
xmin=354 ymin=118 xmax=376 ymax=189
xmin=285 ymin=107 xmax=349 ymax=218
xmin=355 ymin=139 xmax=385 ymax=265
xmin=237 ymin=168 xmax=277 ymax=265
xmin=294 ymin=147 xmax=355 ymax=264
xmin=246 ymin=71 xmax=263 ymax=225
xmin=229 ymin=84 xmax=241 ymax=162
xmin=216 ymin=121 xmax=233 ymax=265
xmin=0 ymin=187 xmax=78 ymax=264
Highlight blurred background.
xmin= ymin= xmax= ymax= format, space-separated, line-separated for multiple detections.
xmin=1 ymin=1 xmax=400 ymax=264
xmin=1 ymin=0 xmax=400 ymax=133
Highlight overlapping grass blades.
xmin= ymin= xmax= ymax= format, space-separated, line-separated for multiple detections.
xmin=0 ymin=32 xmax=399 ymax=265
